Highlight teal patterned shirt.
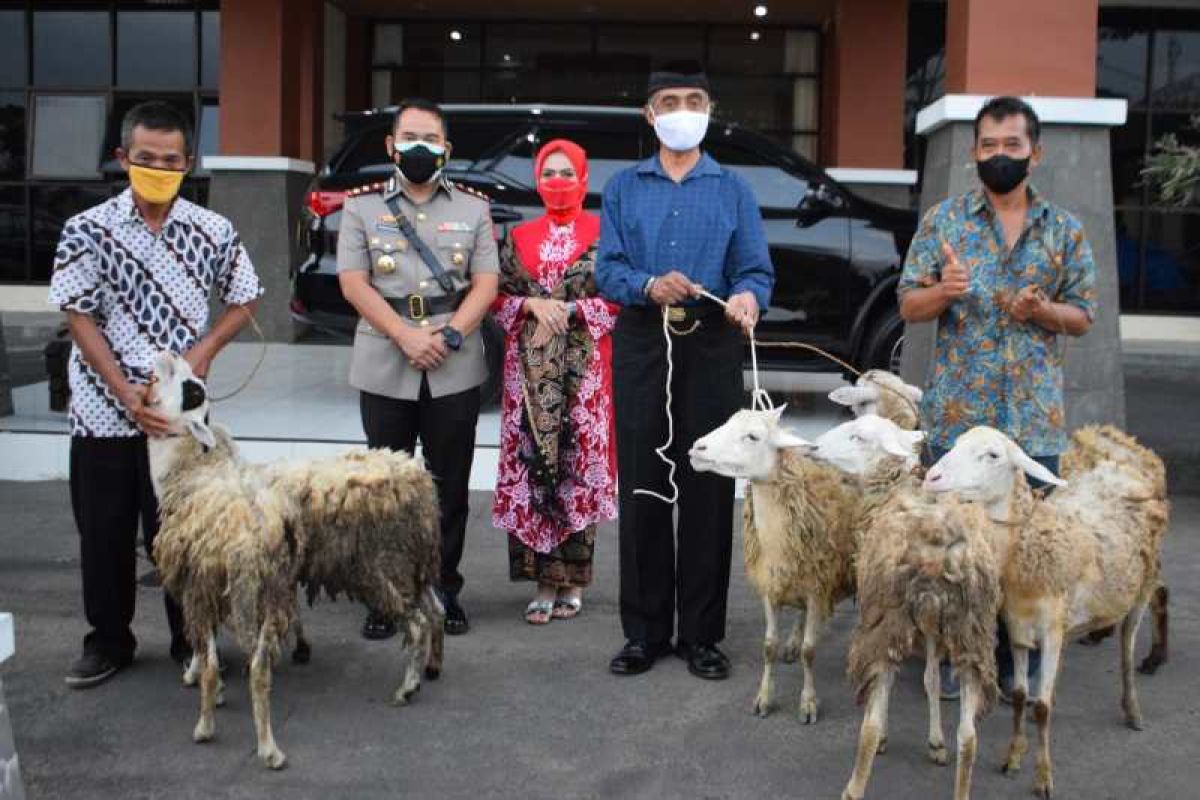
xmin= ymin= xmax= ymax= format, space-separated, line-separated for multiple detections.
xmin=899 ymin=187 xmax=1097 ymax=457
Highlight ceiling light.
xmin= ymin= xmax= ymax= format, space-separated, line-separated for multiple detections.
xmin=754 ymin=4 xmax=768 ymax=18
xmin=750 ymin=31 xmax=761 ymax=41
xmin=449 ymin=29 xmax=463 ymax=42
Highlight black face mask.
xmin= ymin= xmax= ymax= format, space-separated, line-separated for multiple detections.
xmin=976 ymin=154 xmax=1030 ymax=195
xmin=393 ymin=144 xmax=446 ymax=185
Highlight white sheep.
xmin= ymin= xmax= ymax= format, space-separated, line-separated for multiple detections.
xmin=147 ymin=352 xmax=443 ymax=769
xmin=688 ymin=408 xmax=922 ymax=723
xmin=828 ymin=369 xmax=923 ymax=431
xmin=925 ymin=427 xmax=1170 ymax=799
xmin=812 ymin=417 xmax=1002 ymax=800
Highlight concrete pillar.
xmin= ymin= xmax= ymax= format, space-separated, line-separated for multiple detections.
xmin=0 ymin=612 xmax=24 ymax=800
xmin=207 ymin=0 xmax=323 ymax=342
xmin=0 ymin=314 xmax=12 ymax=417
xmin=901 ymin=0 xmax=1128 ymax=433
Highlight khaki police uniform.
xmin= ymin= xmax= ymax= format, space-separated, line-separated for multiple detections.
xmin=336 ymin=172 xmax=499 ymax=602
xmin=337 ymin=173 xmax=499 ymax=399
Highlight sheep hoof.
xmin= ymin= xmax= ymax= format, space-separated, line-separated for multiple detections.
xmin=840 ymin=790 xmax=862 ymax=800
xmin=424 ymin=665 xmax=441 ymax=681
xmin=928 ymin=742 xmax=947 ymax=765
xmin=1002 ymin=760 xmax=1021 ymax=776
xmin=258 ymin=746 xmax=288 ymax=770
xmin=1125 ymin=714 xmax=1144 ymax=731
xmin=1137 ymin=652 xmax=1165 ymax=675
xmin=292 ymin=640 xmax=311 ymax=665
xmin=875 ymin=737 xmax=888 ymax=755
xmin=1033 ymin=782 xmax=1053 ymax=799
xmin=192 ymin=720 xmax=215 ymax=743
xmin=392 ymin=686 xmax=420 ymax=706
xmin=781 ymin=644 xmax=801 ymax=664
xmin=798 ymin=696 xmax=819 ymax=724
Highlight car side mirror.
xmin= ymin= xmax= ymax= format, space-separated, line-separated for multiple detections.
xmin=796 ymin=183 xmax=845 ymax=227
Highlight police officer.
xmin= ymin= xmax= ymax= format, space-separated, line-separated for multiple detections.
xmin=337 ymin=97 xmax=499 ymax=638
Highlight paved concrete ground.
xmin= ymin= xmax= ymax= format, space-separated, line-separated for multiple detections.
xmin=0 ymin=481 xmax=1196 ymax=800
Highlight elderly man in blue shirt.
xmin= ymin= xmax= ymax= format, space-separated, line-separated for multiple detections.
xmin=597 ymin=66 xmax=774 ymax=681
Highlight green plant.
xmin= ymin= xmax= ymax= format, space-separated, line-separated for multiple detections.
xmin=1141 ymin=115 xmax=1200 ymax=207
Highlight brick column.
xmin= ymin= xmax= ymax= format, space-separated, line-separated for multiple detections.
xmin=900 ymin=0 xmax=1127 ymax=433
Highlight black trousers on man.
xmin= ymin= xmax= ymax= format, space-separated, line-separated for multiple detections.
xmin=69 ymin=436 xmax=184 ymax=663
xmin=613 ymin=306 xmax=744 ymax=647
xmin=360 ymin=379 xmax=480 ymax=597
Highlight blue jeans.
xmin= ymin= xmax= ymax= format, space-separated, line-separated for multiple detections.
xmin=926 ymin=447 xmax=1061 ymax=689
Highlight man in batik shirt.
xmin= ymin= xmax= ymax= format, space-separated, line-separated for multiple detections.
xmin=899 ymin=96 xmax=1097 ymax=700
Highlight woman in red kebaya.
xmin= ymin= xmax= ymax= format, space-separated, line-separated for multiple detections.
xmin=491 ymin=140 xmax=618 ymax=624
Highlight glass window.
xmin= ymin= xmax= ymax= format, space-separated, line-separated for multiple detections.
xmin=1111 ymin=110 xmax=1148 ymax=207
xmin=484 ymin=23 xmax=591 ymax=70
xmin=708 ymin=27 xmax=794 ymax=76
xmin=33 ymin=11 xmax=110 ymax=88
xmin=709 ymin=76 xmax=799 ymax=135
xmin=0 ymin=186 xmax=27 ymax=283
xmin=118 ymin=11 xmax=195 ymax=89
xmin=1146 ymin=113 xmax=1200 ymax=209
xmin=1140 ymin=210 xmax=1200 ymax=312
xmin=1113 ymin=207 xmax=1144 ymax=310
xmin=373 ymin=23 xmax=404 ymax=66
xmin=30 ymin=185 xmax=111 ymax=281
xmin=0 ymin=92 xmax=26 ymax=179
xmin=1152 ymin=28 xmax=1200 ymax=111
xmin=0 ymin=10 xmax=26 ymax=86
xmin=386 ymin=68 xmax=481 ymax=104
xmin=201 ymin=10 xmax=219 ymax=90
xmin=194 ymin=101 xmax=219 ymax=175
xmin=402 ymin=23 xmax=481 ymax=68
xmin=31 ymin=94 xmax=107 ymax=179
xmin=1097 ymin=13 xmax=1150 ymax=107
xmin=595 ymin=25 xmax=703 ymax=72
xmin=703 ymin=127 xmax=811 ymax=209
xmin=494 ymin=120 xmax=645 ymax=192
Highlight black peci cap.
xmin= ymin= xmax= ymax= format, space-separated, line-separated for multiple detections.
xmin=646 ymin=60 xmax=711 ymax=100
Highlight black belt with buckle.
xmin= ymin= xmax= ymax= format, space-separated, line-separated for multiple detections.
xmin=387 ymin=290 xmax=467 ymax=321
xmin=627 ymin=303 xmax=724 ymax=327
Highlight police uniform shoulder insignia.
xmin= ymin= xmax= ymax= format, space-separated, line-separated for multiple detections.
xmin=452 ymin=182 xmax=492 ymax=203
xmin=347 ymin=180 xmax=387 ymax=198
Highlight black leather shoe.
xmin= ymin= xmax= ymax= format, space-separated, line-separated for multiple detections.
xmin=609 ymin=640 xmax=672 ymax=676
xmin=362 ymin=610 xmax=397 ymax=640
xmin=676 ymin=641 xmax=731 ymax=680
xmin=443 ymin=596 xmax=469 ymax=636
xmin=64 ymin=650 xmax=127 ymax=689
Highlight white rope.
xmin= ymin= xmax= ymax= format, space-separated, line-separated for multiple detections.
xmin=633 ymin=290 xmax=774 ymax=505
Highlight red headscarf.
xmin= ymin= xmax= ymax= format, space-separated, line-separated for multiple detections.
xmin=513 ymin=139 xmax=599 ymax=271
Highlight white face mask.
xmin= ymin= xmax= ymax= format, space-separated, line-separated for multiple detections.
xmin=651 ymin=109 xmax=710 ymax=152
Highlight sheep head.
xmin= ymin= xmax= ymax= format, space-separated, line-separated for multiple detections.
xmin=811 ymin=414 xmax=925 ymax=474
xmin=924 ymin=426 xmax=1065 ymax=514
xmin=828 ymin=370 xmax=923 ymax=421
xmin=688 ymin=405 xmax=813 ymax=481
xmin=151 ymin=351 xmax=216 ymax=448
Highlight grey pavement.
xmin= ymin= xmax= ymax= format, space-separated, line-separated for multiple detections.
xmin=0 ymin=480 xmax=1197 ymax=800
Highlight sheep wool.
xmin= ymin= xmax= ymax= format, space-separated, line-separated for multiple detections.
xmin=859 ymin=369 xmax=921 ymax=431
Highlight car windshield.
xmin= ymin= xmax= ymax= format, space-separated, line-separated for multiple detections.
xmin=702 ymin=127 xmax=812 ymax=210
xmin=491 ymin=120 xmax=646 ymax=192
xmin=333 ymin=115 xmax=523 ymax=175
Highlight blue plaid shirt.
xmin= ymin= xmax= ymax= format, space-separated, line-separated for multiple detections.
xmin=595 ymin=153 xmax=774 ymax=309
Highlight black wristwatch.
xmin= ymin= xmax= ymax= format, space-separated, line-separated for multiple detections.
xmin=440 ymin=325 xmax=463 ymax=351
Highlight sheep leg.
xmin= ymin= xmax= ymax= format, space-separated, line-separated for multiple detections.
xmin=393 ymin=611 xmax=429 ymax=706
xmin=924 ymin=639 xmax=946 ymax=765
xmin=1031 ymin=625 xmax=1064 ymax=800
xmin=1138 ymin=584 xmax=1168 ymax=675
xmin=953 ymin=670 xmax=982 ymax=800
xmin=841 ymin=669 xmax=894 ymax=800
xmin=753 ymin=596 xmax=780 ymax=717
xmin=424 ymin=586 xmax=445 ymax=680
xmin=1002 ymin=647 xmax=1029 ymax=776
xmin=781 ymin=610 xmax=804 ymax=664
xmin=192 ymin=634 xmax=219 ymax=743
xmin=291 ymin=617 xmax=311 ymax=665
xmin=250 ymin=624 xmax=287 ymax=770
xmin=1120 ymin=605 xmax=1147 ymax=730
xmin=797 ymin=595 xmax=824 ymax=724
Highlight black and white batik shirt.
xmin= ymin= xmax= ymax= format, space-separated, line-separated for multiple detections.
xmin=47 ymin=188 xmax=263 ymax=438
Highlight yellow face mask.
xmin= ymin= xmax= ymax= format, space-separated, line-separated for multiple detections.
xmin=128 ymin=164 xmax=186 ymax=205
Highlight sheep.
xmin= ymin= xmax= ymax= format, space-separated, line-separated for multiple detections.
xmin=812 ymin=417 xmax=1002 ymax=800
xmin=925 ymin=427 xmax=1170 ymax=798
xmin=828 ymin=369 xmax=924 ymax=431
xmin=1063 ymin=425 xmax=1170 ymax=673
xmin=146 ymin=352 xmax=443 ymax=769
xmin=687 ymin=407 xmax=923 ymax=723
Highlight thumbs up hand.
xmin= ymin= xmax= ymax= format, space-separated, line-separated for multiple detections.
xmin=938 ymin=242 xmax=970 ymax=300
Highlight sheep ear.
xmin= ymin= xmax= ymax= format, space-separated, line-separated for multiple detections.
xmin=768 ymin=403 xmax=788 ymax=421
xmin=187 ymin=418 xmax=217 ymax=449
xmin=771 ymin=426 xmax=814 ymax=450
xmin=1005 ymin=440 xmax=1067 ymax=487
xmin=828 ymin=385 xmax=877 ymax=408
xmin=880 ymin=424 xmax=917 ymax=458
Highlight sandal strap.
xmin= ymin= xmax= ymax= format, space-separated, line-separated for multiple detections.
xmin=525 ymin=599 xmax=555 ymax=615
xmin=554 ymin=597 xmax=583 ymax=611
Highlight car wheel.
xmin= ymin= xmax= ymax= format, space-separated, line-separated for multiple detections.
xmin=862 ymin=308 xmax=905 ymax=374
xmin=479 ymin=316 xmax=505 ymax=408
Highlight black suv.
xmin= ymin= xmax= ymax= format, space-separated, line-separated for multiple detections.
xmin=291 ymin=104 xmax=916 ymax=400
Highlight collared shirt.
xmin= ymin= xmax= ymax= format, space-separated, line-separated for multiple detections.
xmin=337 ymin=173 xmax=499 ymax=400
xmin=595 ymin=152 xmax=774 ymax=309
xmin=899 ymin=186 xmax=1098 ymax=456
xmin=47 ymin=189 xmax=262 ymax=438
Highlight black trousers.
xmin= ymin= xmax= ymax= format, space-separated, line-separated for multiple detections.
xmin=613 ymin=307 xmax=744 ymax=646
xmin=360 ymin=379 xmax=481 ymax=596
xmin=68 ymin=436 xmax=184 ymax=662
